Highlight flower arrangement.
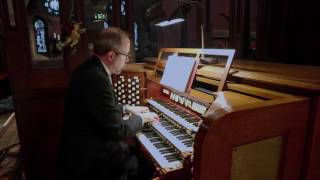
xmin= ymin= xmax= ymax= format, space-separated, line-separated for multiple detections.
xmin=57 ymin=21 xmax=86 ymax=53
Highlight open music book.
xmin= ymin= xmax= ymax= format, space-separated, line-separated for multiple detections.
xmin=160 ymin=55 xmax=196 ymax=92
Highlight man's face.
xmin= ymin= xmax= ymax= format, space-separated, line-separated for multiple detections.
xmin=111 ymin=38 xmax=130 ymax=75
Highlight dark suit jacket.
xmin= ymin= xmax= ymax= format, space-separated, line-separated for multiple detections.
xmin=59 ymin=55 xmax=142 ymax=179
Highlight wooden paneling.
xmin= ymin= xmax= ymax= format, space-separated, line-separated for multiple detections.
xmin=191 ymin=61 xmax=320 ymax=180
xmin=146 ymin=76 xmax=163 ymax=99
xmin=230 ymin=136 xmax=282 ymax=180
xmin=1 ymin=0 xmax=87 ymax=179
xmin=303 ymin=96 xmax=320 ymax=180
xmin=194 ymin=93 xmax=309 ymax=180
xmin=14 ymin=97 xmax=64 ymax=180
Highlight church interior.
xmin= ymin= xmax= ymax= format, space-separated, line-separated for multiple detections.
xmin=0 ymin=0 xmax=320 ymax=180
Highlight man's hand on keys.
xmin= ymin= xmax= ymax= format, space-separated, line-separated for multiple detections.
xmin=126 ymin=105 xmax=150 ymax=114
xmin=137 ymin=112 xmax=159 ymax=125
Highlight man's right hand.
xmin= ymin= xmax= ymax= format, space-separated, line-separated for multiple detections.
xmin=137 ymin=112 xmax=159 ymax=125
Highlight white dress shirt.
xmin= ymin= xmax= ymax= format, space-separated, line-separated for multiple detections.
xmin=99 ymin=59 xmax=113 ymax=84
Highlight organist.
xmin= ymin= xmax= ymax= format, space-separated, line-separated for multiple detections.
xmin=58 ymin=27 xmax=159 ymax=180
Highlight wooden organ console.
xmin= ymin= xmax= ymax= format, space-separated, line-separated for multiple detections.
xmin=115 ymin=48 xmax=318 ymax=180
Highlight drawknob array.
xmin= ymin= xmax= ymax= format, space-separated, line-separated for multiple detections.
xmin=112 ymin=72 xmax=146 ymax=106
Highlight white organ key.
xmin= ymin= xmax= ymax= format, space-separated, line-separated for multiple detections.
xmin=136 ymin=101 xmax=140 ymax=105
xmin=128 ymin=90 xmax=132 ymax=93
xmin=114 ymin=83 xmax=117 ymax=87
xmin=132 ymin=87 xmax=136 ymax=91
xmin=136 ymin=85 xmax=140 ymax=88
xmin=121 ymin=84 xmax=124 ymax=88
xmin=122 ymin=100 xmax=126 ymax=103
xmin=128 ymin=95 xmax=131 ymax=99
xmin=118 ymin=97 xmax=121 ymax=101
xmin=128 ymin=84 xmax=132 ymax=88
xmin=122 ymin=95 xmax=126 ymax=98
xmin=136 ymin=133 xmax=183 ymax=170
xmin=132 ymin=98 xmax=136 ymax=102
xmin=152 ymin=122 xmax=193 ymax=153
xmin=128 ymin=78 xmax=131 ymax=82
xmin=147 ymin=99 xmax=199 ymax=132
xmin=137 ymin=96 xmax=140 ymax=99
xmin=121 ymin=89 xmax=125 ymax=93
xmin=136 ymin=90 xmax=139 ymax=94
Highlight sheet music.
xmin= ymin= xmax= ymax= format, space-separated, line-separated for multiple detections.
xmin=160 ymin=55 xmax=196 ymax=92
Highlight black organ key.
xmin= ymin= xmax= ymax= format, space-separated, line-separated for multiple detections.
xmin=165 ymin=155 xmax=182 ymax=161
xmin=160 ymin=149 xmax=176 ymax=154
xmin=170 ymin=130 xmax=185 ymax=136
xmin=182 ymin=139 xmax=193 ymax=143
xmin=164 ymin=154 xmax=179 ymax=159
xmin=177 ymin=135 xmax=192 ymax=140
xmin=150 ymin=138 xmax=162 ymax=143
xmin=155 ymin=144 xmax=168 ymax=149
xmin=168 ymin=157 xmax=182 ymax=162
xmin=164 ymin=126 xmax=177 ymax=130
xmin=160 ymin=122 xmax=173 ymax=126
xmin=180 ymin=114 xmax=193 ymax=119
xmin=186 ymin=117 xmax=198 ymax=121
xmin=182 ymin=139 xmax=193 ymax=145
xmin=145 ymin=132 xmax=158 ymax=138
xmin=153 ymin=142 xmax=167 ymax=146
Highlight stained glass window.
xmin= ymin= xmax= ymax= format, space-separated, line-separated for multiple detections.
xmin=104 ymin=20 xmax=110 ymax=29
xmin=121 ymin=0 xmax=126 ymax=16
xmin=134 ymin=22 xmax=139 ymax=50
xmin=33 ymin=18 xmax=48 ymax=54
xmin=44 ymin=0 xmax=59 ymax=16
xmin=106 ymin=3 xmax=113 ymax=27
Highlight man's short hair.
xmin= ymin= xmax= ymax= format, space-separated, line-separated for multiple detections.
xmin=93 ymin=27 xmax=129 ymax=56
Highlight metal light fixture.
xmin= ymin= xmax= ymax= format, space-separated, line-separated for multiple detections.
xmin=155 ymin=4 xmax=191 ymax=27
xmin=155 ymin=18 xmax=185 ymax=27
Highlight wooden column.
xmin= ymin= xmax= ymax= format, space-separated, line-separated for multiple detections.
xmin=229 ymin=0 xmax=250 ymax=58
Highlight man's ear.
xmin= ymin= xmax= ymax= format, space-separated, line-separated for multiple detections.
xmin=105 ymin=51 xmax=115 ymax=63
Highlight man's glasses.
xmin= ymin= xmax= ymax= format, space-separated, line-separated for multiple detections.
xmin=114 ymin=50 xmax=131 ymax=60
